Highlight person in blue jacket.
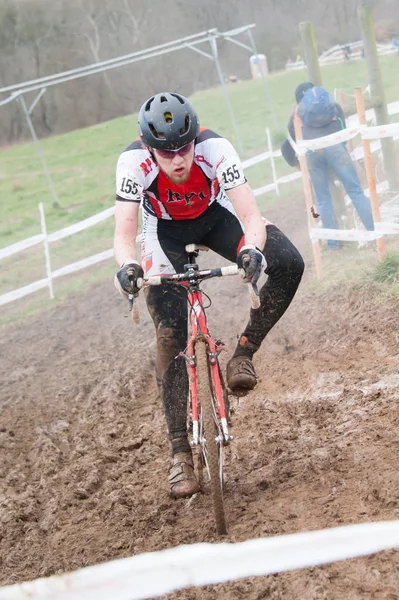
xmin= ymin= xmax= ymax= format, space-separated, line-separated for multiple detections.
xmin=281 ymin=82 xmax=374 ymax=251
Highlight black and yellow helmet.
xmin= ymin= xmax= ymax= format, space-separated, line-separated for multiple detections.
xmin=138 ymin=92 xmax=200 ymax=150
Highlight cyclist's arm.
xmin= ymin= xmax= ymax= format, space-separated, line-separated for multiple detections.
xmin=114 ymin=151 xmax=144 ymax=266
xmin=114 ymin=201 xmax=140 ymax=266
xmin=211 ymin=138 xmax=266 ymax=250
xmin=226 ymin=183 xmax=266 ymax=250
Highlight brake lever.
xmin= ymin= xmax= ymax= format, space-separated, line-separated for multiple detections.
xmin=128 ymin=293 xmax=140 ymax=324
xmin=247 ymin=282 xmax=261 ymax=310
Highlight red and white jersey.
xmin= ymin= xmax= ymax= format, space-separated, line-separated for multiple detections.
xmin=115 ymin=128 xmax=247 ymax=220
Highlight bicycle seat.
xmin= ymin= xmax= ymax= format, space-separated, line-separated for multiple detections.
xmin=185 ymin=243 xmax=209 ymax=254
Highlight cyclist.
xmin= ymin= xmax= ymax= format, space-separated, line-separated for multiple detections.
xmin=113 ymin=92 xmax=304 ymax=498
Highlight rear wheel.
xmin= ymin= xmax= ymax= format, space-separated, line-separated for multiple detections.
xmin=195 ymin=339 xmax=228 ymax=535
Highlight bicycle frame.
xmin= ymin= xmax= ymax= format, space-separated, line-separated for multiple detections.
xmin=185 ymin=284 xmax=230 ymax=449
xmin=130 ymin=246 xmax=259 ymax=451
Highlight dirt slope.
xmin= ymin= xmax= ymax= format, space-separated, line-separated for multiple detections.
xmin=1 ymin=197 xmax=399 ymax=599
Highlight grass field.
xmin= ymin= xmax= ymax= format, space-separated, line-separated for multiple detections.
xmin=1 ymin=53 xmax=399 ymax=323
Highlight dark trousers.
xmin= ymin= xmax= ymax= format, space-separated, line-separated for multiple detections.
xmin=145 ymin=204 xmax=304 ymax=451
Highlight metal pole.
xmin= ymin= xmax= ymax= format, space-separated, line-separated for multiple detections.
xmin=38 ymin=202 xmax=54 ymax=299
xmin=208 ymin=34 xmax=244 ymax=155
xmin=18 ymin=94 xmax=59 ymax=207
xmin=246 ymin=29 xmax=279 ymax=130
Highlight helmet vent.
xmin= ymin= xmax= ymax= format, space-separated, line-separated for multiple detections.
xmin=145 ymin=98 xmax=154 ymax=111
xmin=148 ymin=123 xmax=165 ymax=139
xmin=163 ymin=111 xmax=173 ymax=124
xmin=160 ymin=95 xmax=168 ymax=103
xmin=172 ymin=94 xmax=185 ymax=105
xmin=179 ymin=116 xmax=190 ymax=135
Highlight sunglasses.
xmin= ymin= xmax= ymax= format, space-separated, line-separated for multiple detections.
xmin=155 ymin=142 xmax=194 ymax=160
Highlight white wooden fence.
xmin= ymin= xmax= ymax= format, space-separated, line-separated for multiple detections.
xmin=1 ymin=99 xmax=399 ymax=308
xmin=286 ymin=39 xmax=397 ymax=71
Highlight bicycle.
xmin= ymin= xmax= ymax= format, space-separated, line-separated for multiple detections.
xmin=128 ymin=244 xmax=259 ymax=535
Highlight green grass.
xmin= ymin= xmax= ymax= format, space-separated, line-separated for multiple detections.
xmin=1 ymin=54 xmax=399 ymax=324
xmin=371 ymin=251 xmax=399 ymax=284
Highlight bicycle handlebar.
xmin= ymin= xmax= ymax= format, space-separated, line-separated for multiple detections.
xmin=143 ymin=264 xmax=240 ymax=287
xmin=128 ymin=263 xmax=260 ymax=323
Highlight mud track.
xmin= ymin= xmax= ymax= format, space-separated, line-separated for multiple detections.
xmin=1 ymin=196 xmax=399 ymax=599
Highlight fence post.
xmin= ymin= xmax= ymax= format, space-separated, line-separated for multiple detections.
xmin=358 ymin=5 xmax=399 ymax=191
xmin=266 ymin=128 xmax=279 ymax=196
xmin=354 ymin=87 xmax=385 ymax=260
xmin=38 ymin=202 xmax=54 ymax=299
xmin=293 ymin=118 xmax=323 ymax=279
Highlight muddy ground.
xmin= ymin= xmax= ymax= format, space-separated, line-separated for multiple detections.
xmin=1 ymin=196 xmax=399 ymax=599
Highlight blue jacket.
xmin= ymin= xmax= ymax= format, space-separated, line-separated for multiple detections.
xmin=281 ymin=102 xmax=346 ymax=168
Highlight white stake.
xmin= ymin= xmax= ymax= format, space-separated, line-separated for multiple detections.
xmin=38 ymin=202 xmax=54 ymax=299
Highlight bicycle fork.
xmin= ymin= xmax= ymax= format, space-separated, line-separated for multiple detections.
xmin=181 ymin=337 xmax=232 ymax=447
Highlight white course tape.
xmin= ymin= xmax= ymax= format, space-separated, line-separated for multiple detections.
xmin=1 ymin=520 xmax=399 ymax=600
xmin=309 ymin=227 xmax=383 ymax=242
xmin=361 ymin=122 xmax=399 ymax=140
xmin=296 ymin=126 xmax=364 ymax=154
xmin=376 ymin=221 xmax=399 ymax=235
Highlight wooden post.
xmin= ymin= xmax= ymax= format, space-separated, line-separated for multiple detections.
xmin=294 ymin=118 xmax=323 ymax=279
xmin=299 ymin=22 xmax=322 ymax=85
xmin=299 ymin=22 xmax=343 ymax=222
xmin=358 ymin=5 xmax=398 ymax=190
xmin=338 ymin=90 xmax=346 ymax=112
xmin=354 ymin=87 xmax=385 ymax=260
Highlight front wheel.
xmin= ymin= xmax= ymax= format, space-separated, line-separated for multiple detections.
xmin=195 ymin=339 xmax=228 ymax=535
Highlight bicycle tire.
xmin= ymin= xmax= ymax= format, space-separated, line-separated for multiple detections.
xmin=195 ymin=339 xmax=228 ymax=535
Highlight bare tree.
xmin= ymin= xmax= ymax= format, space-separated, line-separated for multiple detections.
xmin=1 ymin=0 xmax=398 ymax=145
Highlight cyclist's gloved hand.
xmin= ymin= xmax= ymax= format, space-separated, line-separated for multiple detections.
xmin=237 ymin=245 xmax=266 ymax=286
xmin=114 ymin=261 xmax=144 ymax=298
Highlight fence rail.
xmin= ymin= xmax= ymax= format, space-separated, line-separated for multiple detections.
xmin=286 ymin=39 xmax=397 ymax=71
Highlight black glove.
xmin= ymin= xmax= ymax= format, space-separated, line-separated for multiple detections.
xmin=236 ymin=245 xmax=266 ymax=285
xmin=115 ymin=261 xmax=144 ymax=297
